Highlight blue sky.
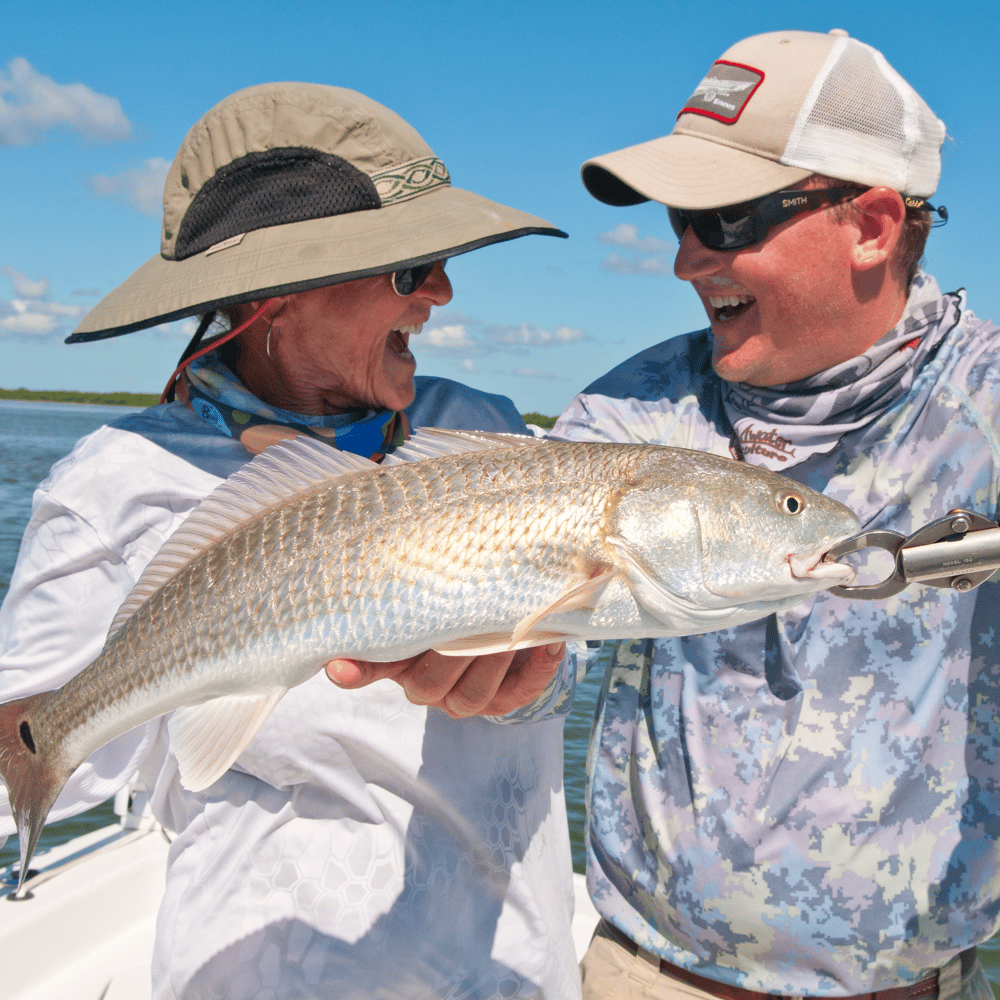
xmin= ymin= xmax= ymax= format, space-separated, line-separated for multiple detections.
xmin=2 ymin=0 xmax=997 ymax=417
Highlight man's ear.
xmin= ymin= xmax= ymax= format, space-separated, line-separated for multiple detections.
xmin=849 ymin=187 xmax=906 ymax=271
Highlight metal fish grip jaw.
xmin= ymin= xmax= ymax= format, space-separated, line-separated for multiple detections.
xmin=825 ymin=509 xmax=1000 ymax=600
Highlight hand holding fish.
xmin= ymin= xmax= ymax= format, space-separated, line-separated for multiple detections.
xmin=325 ymin=642 xmax=568 ymax=717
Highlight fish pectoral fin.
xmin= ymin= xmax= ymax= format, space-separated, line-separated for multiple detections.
xmin=432 ymin=631 xmax=569 ymax=656
xmin=168 ymin=689 xmax=287 ymax=791
xmin=508 ymin=569 xmax=617 ymax=648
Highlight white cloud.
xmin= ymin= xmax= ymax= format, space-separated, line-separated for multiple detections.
xmin=599 ymin=223 xmax=674 ymax=254
xmin=489 ymin=323 xmax=588 ymax=347
xmin=601 ymin=252 xmax=674 ymax=277
xmin=88 ymin=157 xmax=170 ymax=217
xmin=0 ymin=266 xmax=48 ymax=298
xmin=0 ymin=268 xmax=85 ymax=340
xmin=0 ymin=57 xmax=131 ymax=145
xmin=418 ymin=311 xmax=589 ymax=359
xmin=598 ymin=223 xmax=675 ymax=278
xmin=511 ymin=368 xmax=568 ymax=381
xmin=0 ymin=311 xmax=57 ymax=336
xmin=422 ymin=323 xmax=478 ymax=351
xmin=147 ymin=317 xmax=202 ymax=340
xmin=37 ymin=301 xmax=83 ymax=317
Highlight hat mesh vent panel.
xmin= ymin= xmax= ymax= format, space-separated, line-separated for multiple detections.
xmin=174 ymin=147 xmax=381 ymax=260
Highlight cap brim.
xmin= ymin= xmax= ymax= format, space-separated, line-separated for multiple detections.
xmin=69 ymin=186 xmax=567 ymax=342
xmin=582 ymin=133 xmax=813 ymax=210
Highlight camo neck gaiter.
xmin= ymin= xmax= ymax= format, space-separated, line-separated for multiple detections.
xmin=722 ymin=271 xmax=959 ymax=470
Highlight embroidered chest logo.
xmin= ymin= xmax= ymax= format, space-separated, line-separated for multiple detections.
xmin=679 ymin=61 xmax=764 ymax=124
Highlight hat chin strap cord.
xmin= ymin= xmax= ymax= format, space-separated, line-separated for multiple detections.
xmin=160 ymin=299 xmax=273 ymax=404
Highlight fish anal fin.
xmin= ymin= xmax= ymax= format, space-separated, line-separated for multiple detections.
xmin=508 ymin=570 xmax=616 ymax=648
xmin=168 ymin=689 xmax=286 ymax=791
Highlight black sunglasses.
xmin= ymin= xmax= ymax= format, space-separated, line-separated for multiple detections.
xmin=668 ymin=188 xmax=859 ymax=251
xmin=391 ymin=260 xmax=444 ymax=296
xmin=669 ymin=188 xmax=949 ymax=252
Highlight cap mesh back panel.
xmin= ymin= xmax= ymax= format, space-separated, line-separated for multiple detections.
xmin=175 ymin=147 xmax=381 ymax=259
xmin=783 ymin=41 xmax=943 ymax=195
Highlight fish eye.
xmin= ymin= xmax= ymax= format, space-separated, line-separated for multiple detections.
xmin=777 ymin=491 xmax=805 ymax=515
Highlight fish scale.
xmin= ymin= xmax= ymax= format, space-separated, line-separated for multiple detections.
xmin=0 ymin=429 xmax=860 ymax=888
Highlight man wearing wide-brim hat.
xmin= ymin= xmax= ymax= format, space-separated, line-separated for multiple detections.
xmin=552 ymin=28 xmax=1000 ymax=1000
xmin=0 ymin=82 xmax=581 ymax=998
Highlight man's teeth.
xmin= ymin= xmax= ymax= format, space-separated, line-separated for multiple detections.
xmin=397 ymin=323 xmax=423 ymax=337
xmin=708 ymin=295 xmax=753 ymax=308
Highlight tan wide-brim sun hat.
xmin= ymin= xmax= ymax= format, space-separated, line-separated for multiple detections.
xmin=581 ymin=29 xmax=946 ymax=211
xmin=69 ymin=82 xmax=566 ymax=342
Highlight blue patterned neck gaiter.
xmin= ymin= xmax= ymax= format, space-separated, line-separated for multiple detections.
xmin=179 ymin=351 xmax=408 ymax=460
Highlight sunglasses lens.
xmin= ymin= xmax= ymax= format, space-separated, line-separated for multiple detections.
xmin=667 ymin=207 xmax=688 ymax=242
xmin=668 ymin=205 xmax=757 ymax=250
xmin=392 ymin=262 xmax=437 ymax=295
xmin=697 ymin=203 xmax=757 ymax=250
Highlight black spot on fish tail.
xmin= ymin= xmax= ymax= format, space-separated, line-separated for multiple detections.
xmin=0 ymin=692 xmax=77 ymax=892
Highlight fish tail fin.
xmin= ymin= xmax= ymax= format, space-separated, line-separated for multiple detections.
xmin=0 ymin=694 xmax=71 ymax=893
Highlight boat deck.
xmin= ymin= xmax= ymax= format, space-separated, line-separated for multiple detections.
xmin=0 ymin=819 xmax=600 ymax=999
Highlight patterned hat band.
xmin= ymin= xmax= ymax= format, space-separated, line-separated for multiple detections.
xmin=172 ymin=149 xmax=451 ymax=261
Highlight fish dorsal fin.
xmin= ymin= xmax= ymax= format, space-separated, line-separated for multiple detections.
xmin=508 ymin=570 xmax=617 ymax=647
xmin=107 ymin=429 xmax=534 ymax=642
xmin=106 ymin=437 xmax=380 ymax=641
xmin=382 ymin=427 xmax=539 ymax=464
xmin=168 ymin=688 xmax=287 ymax=791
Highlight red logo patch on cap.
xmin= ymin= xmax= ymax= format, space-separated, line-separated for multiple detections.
xmin=679 ymin=61 xmax=764 ymax=124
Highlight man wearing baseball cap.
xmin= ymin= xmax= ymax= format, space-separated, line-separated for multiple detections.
xmin=553 ymin=29 xmax=1000 ymax=1000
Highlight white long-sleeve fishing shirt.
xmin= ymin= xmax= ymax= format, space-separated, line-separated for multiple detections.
xmin=0 ymin=375 xmax=579 ymax=1000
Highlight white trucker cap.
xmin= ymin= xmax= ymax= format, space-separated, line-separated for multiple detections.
xmin=582 ymin=29 xmax=947 ymax=209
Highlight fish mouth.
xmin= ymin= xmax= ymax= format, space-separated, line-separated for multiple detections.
xmin=789 ymin=545 xmax=857 ymax=585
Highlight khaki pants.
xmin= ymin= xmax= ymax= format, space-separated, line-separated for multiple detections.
xmin=579 ymin=921 xmax=996 ymax=1000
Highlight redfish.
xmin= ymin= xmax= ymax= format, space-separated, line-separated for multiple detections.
xmin=0 ymin=430 xmax=859 ymax=888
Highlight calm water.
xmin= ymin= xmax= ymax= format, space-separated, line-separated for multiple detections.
xmin=1 ymin=400 xmax=997 ymax=993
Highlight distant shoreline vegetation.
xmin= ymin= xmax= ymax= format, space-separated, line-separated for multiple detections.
xmin=1 ymin=388 xmax=559 ymax=427
xmin=521 ymin=412 xmax=557 ymax=429
xmin=0 ymin=387 xmax=161 ymax=407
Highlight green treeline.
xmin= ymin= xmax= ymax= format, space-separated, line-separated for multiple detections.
xmin=521 ymin=412 xmax=557 ymax=429
xmin=1 ymin=388 xmax=558 ymax=426
xmin=0 ymin=387 xmax=161 ymax=407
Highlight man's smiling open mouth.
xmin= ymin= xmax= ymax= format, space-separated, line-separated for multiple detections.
xmin=389 ymin=323 xmax=422 ymax=361
xmin=708 ymin=294 xmax=755 ymax=322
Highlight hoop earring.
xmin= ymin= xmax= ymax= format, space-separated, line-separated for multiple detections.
xmin=266 ymin=324 xmax=279 ymax=359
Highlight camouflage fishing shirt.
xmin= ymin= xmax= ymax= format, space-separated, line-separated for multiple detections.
xmin=553 ymin=274 xmax=1000 ymax=995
